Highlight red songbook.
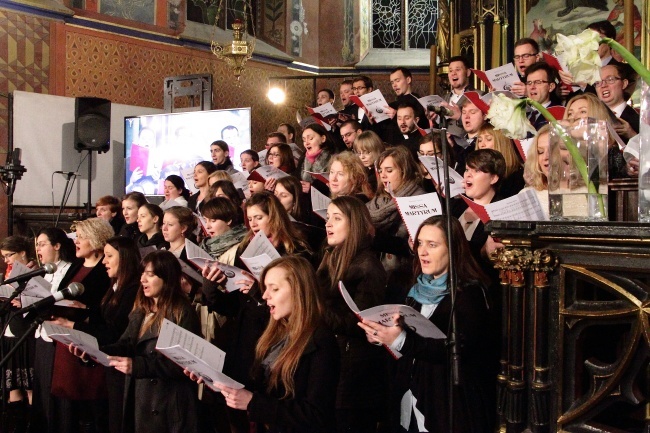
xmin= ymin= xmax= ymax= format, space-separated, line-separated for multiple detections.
xmin=460 ymin=195 xmax=491 ymax=224
xmin=129 ymin=144 xmax=150 ymax=173
xmin=471 ymin=69 xmax=491 ymax=88
xmin=541 ymin=53 xmax=573 ymax=93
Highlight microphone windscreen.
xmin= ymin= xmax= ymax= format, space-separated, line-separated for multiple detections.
xmin=43 ymin=262 xmax=57 ymax=274
xmin=67 ymin=282 xmax=85 ymax=297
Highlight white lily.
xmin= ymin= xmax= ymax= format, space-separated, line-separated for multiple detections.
xmin=554 ymin=29 xmax=602 ymax=85
xmin=486 ymin=93 xmax=536 ymax=140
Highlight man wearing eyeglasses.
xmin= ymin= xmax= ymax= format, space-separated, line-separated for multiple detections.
xmin=352 ymin=76 xmax=374 ymax=128
xmin=511 ymin=38 xmax=541 ymax=97
xmin=595 ymin=64 xmax=640 ymax=141
xmin=524 ymin=63 xmax=560 ymax=131
xmin=339 ymin=120 xmax=363 ymax=150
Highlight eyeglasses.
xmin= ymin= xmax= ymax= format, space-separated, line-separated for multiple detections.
xmin=594 ymin=76 xmax=622 ymax=87
xmin=36 ymin=242 xmax=51 ymax=248
xmin=2 ymin=252 xmax=16 ymax=260
xmin=525 ymin=80 xmax=549 ymax=86
xmin=418 ymin=151 xmax=442 ymax=156
xmin=513 ymin=53 xmax=538 ymax=61
xmin=268 ymin=153 xmax=280 ymax=158
xmin=351 ymin=86 xmax=367 ymax=91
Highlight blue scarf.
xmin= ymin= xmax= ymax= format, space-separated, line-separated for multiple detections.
xmin=408 ymin=273 xmax=449 ymax=305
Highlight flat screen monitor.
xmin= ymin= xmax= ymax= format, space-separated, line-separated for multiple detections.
xmin=124 ymin=108 xmax=251 ymax=195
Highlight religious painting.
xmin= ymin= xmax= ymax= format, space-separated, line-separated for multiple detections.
xmin=260 ymin=0 xmax=286 ymax=51
xmin=523 ymin=0 xmax=643 ymax=59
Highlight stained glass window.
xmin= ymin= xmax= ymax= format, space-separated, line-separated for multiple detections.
xmin=372 ymin=0 xmax=437 ymax=50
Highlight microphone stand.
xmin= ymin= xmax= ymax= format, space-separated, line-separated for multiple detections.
xmin=54 ymin=171 xmax=78 ymax=228
xmin=436 ymin=112 xmax=461 ymax=432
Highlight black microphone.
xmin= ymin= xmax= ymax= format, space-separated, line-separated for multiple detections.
xmin=427 ymin=104 xmax=455 ymax=118
xmin=2 ymin=263 xmax=57 ymax=285
xmin=15 ymin=283 xmax=84 ymax=315
xmin=54 ymin=171 xmax=79 ymax=176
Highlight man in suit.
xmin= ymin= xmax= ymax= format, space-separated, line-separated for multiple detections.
xmin=596 ymin=63 xmax=640 ymax=142
xmin=524 ymin=62 xmax=561 ymax=130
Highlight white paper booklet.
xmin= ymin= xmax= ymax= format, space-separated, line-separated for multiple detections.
xmin=472 ymin=63 xmax=521 ymax=92
xmin=180 ymin=166 xmax=199 ymax=194
xmin=310 ymin=187 xmax=331 ymax=220
xmin=247 ymin=165 xmax=289 ymax=183
xmin=349 ymin=89 xmax=391 ymax=122
xmin=304 ymin=171 xmax=330 ymax=185
xmin=0 ymin=262 xmax=31 ymax=298
xmin=19 ymin=276 xmax=73 ymax=309
xmin=185 ymin=239 xmax=215 ymax=268
xmin=156 ymin=318 xmax=243 ymax=391
xmin=240 ymin=230 xmax=281 ymax=281
xmin=338 ymin=282 xmax=446 ymax=359
xmin=418 ymin=156 xmax=465 ymax=198
xmin=230 ymin=171 xmax=251 ymax=198
xmin=417 ymin=94 xmax=446 ymax=111
xmin=307 ymin=103 xmax=338 ymax=131
xmin=484 ymin=188 xmax=547 ymax=221
xmin=394 ymin=193 xmax=443 ymax=242
xmin=42 ymin=322 xmax=112 ymax=367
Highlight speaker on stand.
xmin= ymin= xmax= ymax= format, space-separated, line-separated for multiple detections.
xmin=74 ymin=97 xmax=111 ymax=215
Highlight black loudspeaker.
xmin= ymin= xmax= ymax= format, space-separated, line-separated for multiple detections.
xmin=74 ymin=97 xmax=111 ymax=153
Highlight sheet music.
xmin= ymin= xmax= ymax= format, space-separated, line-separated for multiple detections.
xmin=418 ymin=156 xmax=465 ymax=198
xmin=42 ymin=322 xmax=112 ymax=367
xmin=185 ymin=239 xmax=214 ymax=269
xmin=19 ymin=276 xmax=58 ymax=309
xmin=240 ymin=230 xmax=281 ymax=281
xmin=338 ymin=282 xmax=446 ymax=359
xmin=307 ymin=103 xmax=338 ymax=131
xmin=230 ymin=171 xmax=250 ymax=198
xmin=477 ymin=64 xmax=521 ymax=92
xmin=156 ymin=318 xmax=243 ymax=391
xmin=484 ymin=189 xmax=547 ymax=221
xmin=350 ymin=90 xmax=391 ymax=122
xmin=417 ymin=95 xmax=446 ymax=110
xmin=394 ymin=193 xmax=443 ymax=242
xmin=0 ymin=262 xmax=30 ymax=298
xmin=178 ymin=259 xmax=203 ymax=284
xmin=248 ymin=165 xmax=289 ymax=183
xmin=310 ymin=187 xmax=331 ymax=220
xmin=304 ymin=171 xmax=330 ymax=185
xmin=180 ymin=166 xmax=199 ymax=194
xmin=213 ymin=263 xmax=251 ymax=293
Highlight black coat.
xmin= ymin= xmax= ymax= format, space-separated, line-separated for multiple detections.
xmin=136 ymin=232 xmax=168 ymax=250
xmin=102 ymin=301 xmax=201 ymax=433
xmin=316 ymin=245 xmax=388 ymax=410
xmin=391 ymin=282 xmax=499 ymax=433
xmin=247 ymin=325 xmax=340 ymax=433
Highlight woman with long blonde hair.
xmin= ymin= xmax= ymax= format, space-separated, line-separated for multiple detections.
xmin=476 ymin=124 xmax=525 ymax=198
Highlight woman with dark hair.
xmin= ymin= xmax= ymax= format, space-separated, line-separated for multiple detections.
xmin=316 ymin=196 xmax=388 ymax=433
xmin=451 ymin=149 xmax=507 ymax=264
xmin=199 ymin=197 xmax=247 ymax=265
xmin=1 ymin=235 xmax=36 ymax=431
xmin=358 ymin=216 xmax=499 ymax=433
xmin=69 ymin=237 xmax=142 ymax=433
xmin=160 ymin=175 xmax=190 ymax=209
xmin=187 ymin=161 xmax=217 ymax=213
xmin=297 ymin=124 xmax=335 ymax=193
xmin=240 ymin=149 xmax=260 ymax=173
xmin=119 ymin=192 xmax=148 ymax=240
xmin=30 ymin=228 xmax=77 ymax=433
xmin=102 ymin=250 xmax=201 ymax=433
xmin=210 ymin=140 xmax=238 ymax=174
xmin=200 ymin=192 xmax=311 ymax=432
xmin=266 ymin=143 xmax=297 ymax=174
xmin=207 ymin=180 xmax=243 ymax=208
xmin=190 ymin=256 xmax=339 ymax=433
xmin=274 ymin=176 xmax=308 ymax=222
xmin=136 ymin=203 xmax=167 ymax=249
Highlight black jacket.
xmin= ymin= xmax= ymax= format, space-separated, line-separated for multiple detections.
xmin=247 ymin=325 xmax=340 ymax=433
xmin=316 ymin=245 xmax=389 ymax=410
xmin=102 ymin=300 xmax=201 ymax=433
xmin=391 ymin=282 xmax=499 ymax=432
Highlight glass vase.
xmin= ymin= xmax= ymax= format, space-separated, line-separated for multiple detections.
xmin=638 ymin=79 xmax=650 ymax=222
xmin=548 ymin=118 xmax=608 ymax=221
